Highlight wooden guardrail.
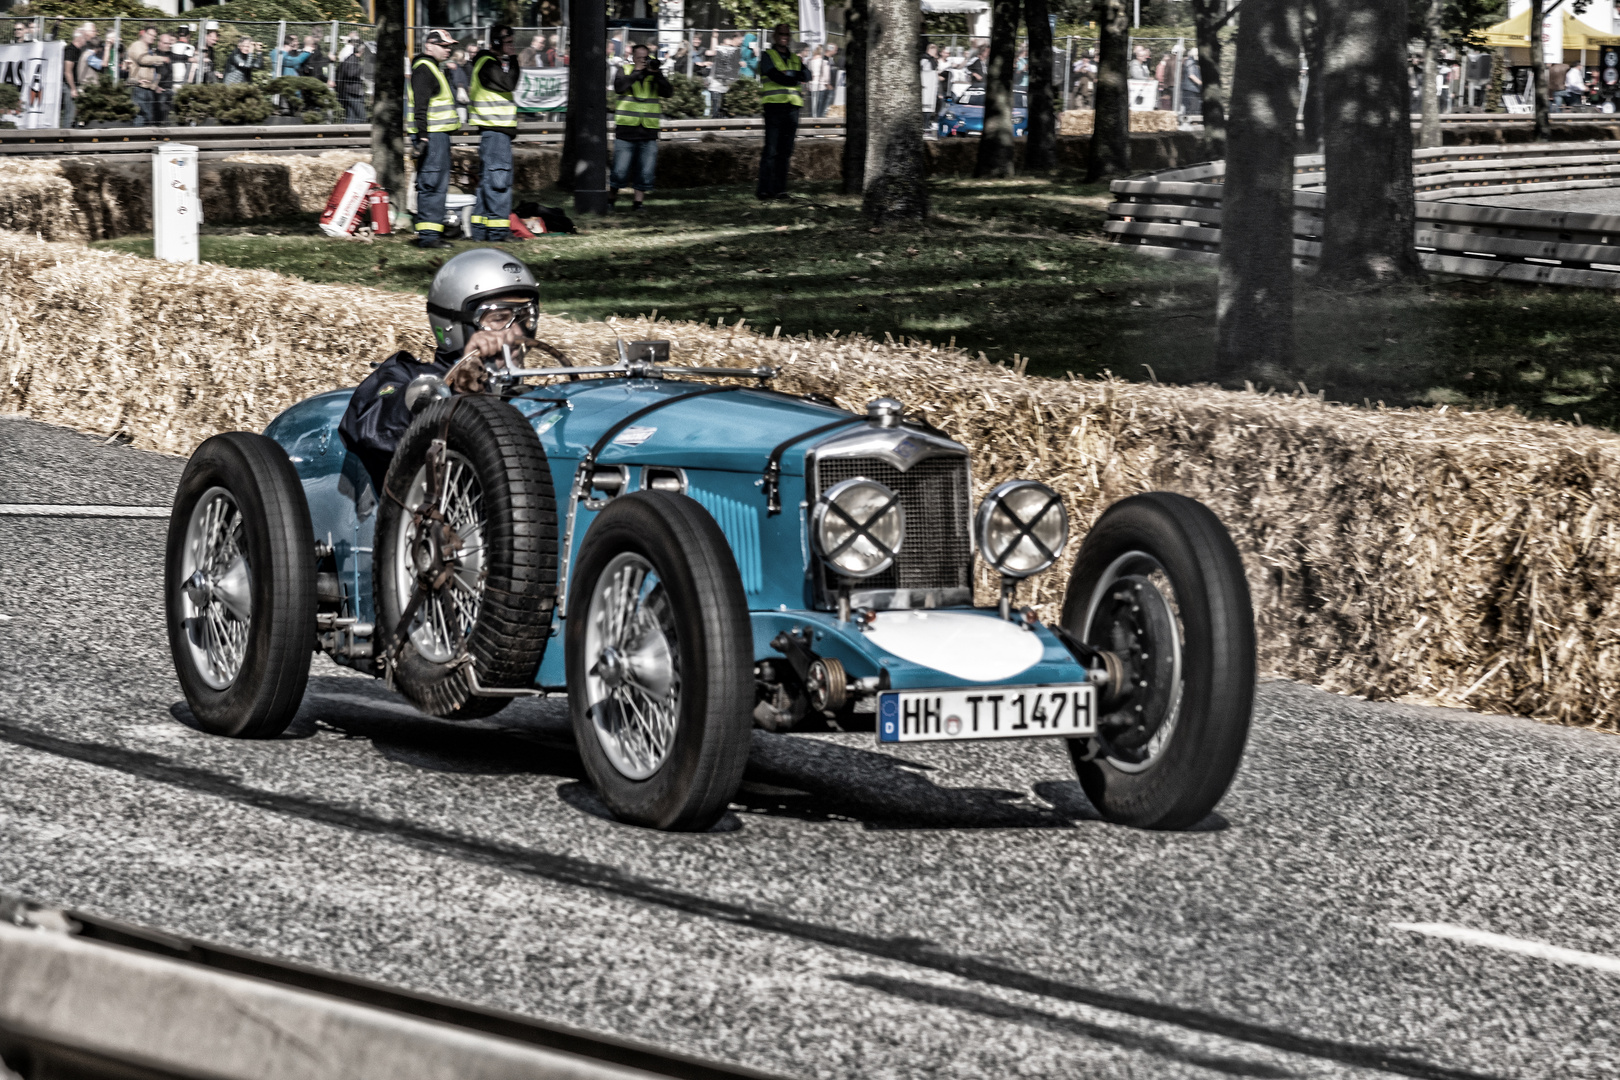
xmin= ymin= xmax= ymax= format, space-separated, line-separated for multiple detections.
xmin=1106 ymin=143 xmax=1620 ymax=289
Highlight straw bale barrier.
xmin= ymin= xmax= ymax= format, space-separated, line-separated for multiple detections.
xmin=0 ymin=160 xmax=87 ymax=241
xmin=3 ymin=229 xmax=1619 ymax=732
xmin=1057 ymin=109 xmax=1180 ymax=135
xmin=0 ymin=159 xmax=301 ymax=240
xmin=226 ymin=150 xmax=370 ymax=214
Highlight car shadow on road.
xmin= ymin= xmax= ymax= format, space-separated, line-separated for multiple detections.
xmin=731 ymin=731 xmax=1107 ymax=831
xmin=192 ymin=677 xmax=1225 ymax=835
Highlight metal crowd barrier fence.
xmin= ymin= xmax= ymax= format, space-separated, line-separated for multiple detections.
xmin=1106 ymin=143 xmax=1620 ymax=289
xmin=0 ymin=115 xmax=849 ymax=156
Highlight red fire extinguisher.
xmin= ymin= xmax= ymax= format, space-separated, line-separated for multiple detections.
xmin=366 ymin=185 xmax=393 ymax=235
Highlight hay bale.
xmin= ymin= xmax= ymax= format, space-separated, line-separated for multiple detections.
xmin=52 ymin=158 xmax=300 ymax=239
xmin=202 ymin=161 xmax=302 ymax=222
xmin=57 ymin=158 xmax=150 ymax=240
xmin=0 ymin=160 xmax=87 ymax=241
xmin=226 ymin=149 xmax=371 ymax=213
xmin=4 ymin=228 xmax=1620 ymax=732
xmin=1058 ymin=109 xmax=1181 ymax=135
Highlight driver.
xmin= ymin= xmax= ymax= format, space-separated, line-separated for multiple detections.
xmin=340 ymin=248 xmax=541 ymax=491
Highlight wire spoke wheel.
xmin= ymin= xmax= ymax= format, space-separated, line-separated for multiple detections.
xmin=392 ymin=449 xmax=488 ymax=665
xmin=374 ymin=394 xmax=556 ymax=721
xmin=165 ymin=431 xmax=316 ymax=739
xmin=584 ymin=552 xmax=681 ymax=781
xmin=179 ymin=487 xmax=252 ymax=690
xmin=566 ymin=491 xmax=753 ymax=831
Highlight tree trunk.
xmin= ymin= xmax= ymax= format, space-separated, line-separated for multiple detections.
xmin=558 ymin=102 xmax=577 ymax=192
xmin=1418 ymin=0 xmax=1442 ymax=148
xmin=1025 ymin=0 xmax=1057 ymax=171
xmin=568 ymin=0 xmax=609 ymax=213
xmin=1530 ymin=0 xmax=1551 ymax=141
xmin=1216 ymin=0 xmax=1300 ymax=379
xmin=1085 ymin=0 xmax=1130 ymax=181
xmin=1318 ymin=0 xmax=1421 ymax=286
xmin=974 ymin=0 xmax=1021 ymax=178
xmin=1190 ymin=0 xmax=1227 ymax=157
xmin=863 ymin=0 xmax=927 ymax=221
xmin=370 ymin=0 xmax=405 ymax=202
xmin=842 ymin=0 xmax=869 ymax=195
xmin=1486 ymin=48 xmax=1505 ymax=112
xmin=1300 ymin=0 xmax=1323 ymax=154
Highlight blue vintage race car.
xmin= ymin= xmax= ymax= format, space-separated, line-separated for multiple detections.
xmin=938 ymin=88 xmax=1029 ymax=138
xmin=165 ymin=340 xmax=1255 ymax=832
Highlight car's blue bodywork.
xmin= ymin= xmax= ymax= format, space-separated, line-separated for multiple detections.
xmin=263 ymin=377 xmax=1090 ymax=700
xmin=937 ymin=89 xmax=1028 ymax=138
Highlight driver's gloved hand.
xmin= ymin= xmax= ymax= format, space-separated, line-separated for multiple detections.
xmin=445 ymin=355 xmax=490 ymax=395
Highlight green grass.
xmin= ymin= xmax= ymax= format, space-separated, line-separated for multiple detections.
xmin=95 ymin=176 xmax=1620 ymax=430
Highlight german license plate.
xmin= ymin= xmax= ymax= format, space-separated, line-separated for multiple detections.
xmin=877 ymin=684 xmax=1096 ymax=744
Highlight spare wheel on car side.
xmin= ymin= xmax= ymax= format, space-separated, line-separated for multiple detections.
xmin=374 ymin=394 xmax=558 ymax=720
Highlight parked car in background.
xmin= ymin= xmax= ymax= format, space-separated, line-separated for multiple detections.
xmin=938 ymin=88 xmax=1028 ymax=138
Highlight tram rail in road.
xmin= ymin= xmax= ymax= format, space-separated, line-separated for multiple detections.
xmin=0 ymin=893 xmax=785 ymax=1080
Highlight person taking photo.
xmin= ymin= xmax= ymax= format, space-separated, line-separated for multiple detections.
xmin=756 ymin=23 xmax=808 ymax=201
xmin=611 ymin=42 xmax=672 ymax=212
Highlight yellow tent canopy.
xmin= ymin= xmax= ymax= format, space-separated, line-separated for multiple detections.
xmin=1480 ymin=6 xmax=1532 ymax=47
xmin=1479 ymin=8 xmax=1620 ymax=50
xmin=1563 ymin=10 xmax=1620 ymax=48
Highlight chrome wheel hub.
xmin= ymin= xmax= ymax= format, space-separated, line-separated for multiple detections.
xmin=584 ymin=552 xmax=680 ymax=781
xmin=392 ymin=449 xmax=488 ymax=664
xmin=178 ymin=487 xmax=251 ymax=690
xmin=1081 ymin=550 xmax=1185 ymax=772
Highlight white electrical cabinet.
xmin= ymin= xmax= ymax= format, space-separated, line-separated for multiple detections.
xmin=153 ymin=143 xmax=201 ymax=265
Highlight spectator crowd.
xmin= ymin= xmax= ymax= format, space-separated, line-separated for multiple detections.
xmin=6 ymin=17 xmax=376 ymax=127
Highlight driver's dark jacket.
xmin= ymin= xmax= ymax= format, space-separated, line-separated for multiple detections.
xmin=339 ymin=346 xmax=457 ymax=493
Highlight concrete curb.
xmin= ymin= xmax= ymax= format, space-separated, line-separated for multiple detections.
xmin=0 ymin=923 xmax=664 ymax=1080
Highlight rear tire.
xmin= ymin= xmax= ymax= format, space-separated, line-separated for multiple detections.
xmin=567 ymin=492 xmax=753 ymax=831
xmin=165 ymin=432 xmax=316 ymax=738
xmin=374 ymin=394 xmax=557 ymax=720
xmin=1061 ymin=492 xmax=1255 ymax=830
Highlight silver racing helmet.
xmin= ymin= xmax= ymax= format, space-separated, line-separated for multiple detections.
xmin=425 ymin=248 xmax=541 ymax=355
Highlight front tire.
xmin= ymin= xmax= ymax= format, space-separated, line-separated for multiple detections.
xmin=567 ymin=492 xmax=753 ymax=831
xmin=165 ymin=432 xmax=316 ymax=738
xmin=1061 ymin=492 xmax=1255 ymax=830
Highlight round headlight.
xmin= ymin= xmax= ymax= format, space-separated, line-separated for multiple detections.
xmin=976 ymin=480 xmax=1069 ymax=578
xmin=812 ymin=478 xmax=905 ymax=579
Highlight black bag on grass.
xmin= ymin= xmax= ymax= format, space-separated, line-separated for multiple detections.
xmin=514 ymin=200 xmax=577 ymax=235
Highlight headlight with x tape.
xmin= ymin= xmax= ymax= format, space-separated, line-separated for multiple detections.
xmin=811 ymin=477 xmax=906 ymax=579
xmin=975 ymin=480 xmax=1069 ymax=578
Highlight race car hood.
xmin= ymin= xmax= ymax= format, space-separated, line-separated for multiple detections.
xmin=509 ymin=377 xmax=865 ymax=475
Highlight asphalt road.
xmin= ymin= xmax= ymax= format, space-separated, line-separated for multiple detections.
xmin=3 ymin=414 xmax=1620 ymax=1080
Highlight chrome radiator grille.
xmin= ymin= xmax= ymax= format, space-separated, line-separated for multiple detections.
xmin=814 ymin=455 xmax=973 ymax=593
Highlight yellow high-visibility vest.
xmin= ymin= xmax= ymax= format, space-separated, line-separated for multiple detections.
xmin=469 ymin=54 xmax=516 ymax=129
xmin=406 ymin=57 xmax=458 ymax=134
xmin=614 ymin=71 xmax=663 ymax=130
xmin=760 ymin=48 xmax=803 ymax=107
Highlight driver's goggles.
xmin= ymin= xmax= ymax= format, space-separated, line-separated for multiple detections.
xmin=470 ymin=300 xmax=537 ymax=332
